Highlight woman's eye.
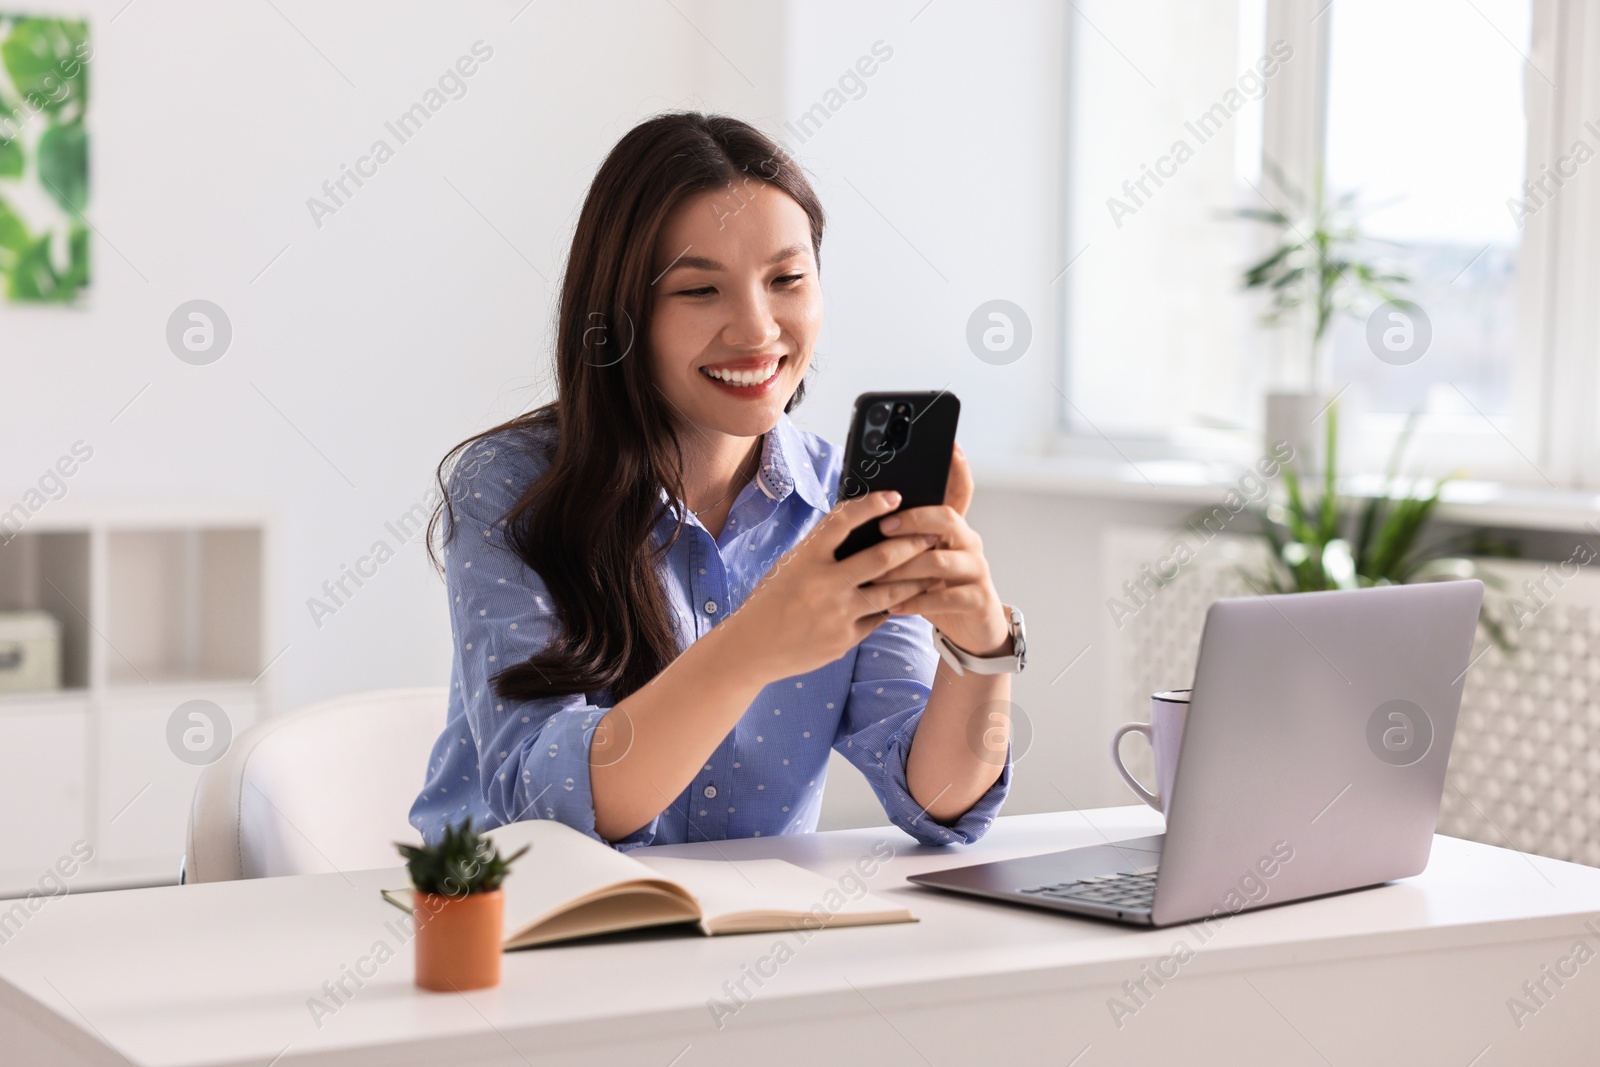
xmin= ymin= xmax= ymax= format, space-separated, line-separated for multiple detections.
xmin=677 ymin=275 xmax=802 ymax=296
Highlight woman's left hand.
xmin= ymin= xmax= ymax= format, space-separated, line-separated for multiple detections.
xmin=871 ymin=441 xmax=1010 ymax=655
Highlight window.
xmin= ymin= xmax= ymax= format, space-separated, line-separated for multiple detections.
xmin=1324 ymin=0 xmax=1529 ymax=421
xmin=1060 ymin=0 xmax=1600 ymax=487
xmin=1060 ymin=0 xmax=1268 ymax=451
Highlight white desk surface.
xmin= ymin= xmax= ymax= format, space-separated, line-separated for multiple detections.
xmin=2 ymin=807 xmax=1597 ymax=1067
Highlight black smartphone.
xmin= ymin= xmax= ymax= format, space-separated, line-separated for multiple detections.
xmin=833 ymin=391 xmax=961 ymax=560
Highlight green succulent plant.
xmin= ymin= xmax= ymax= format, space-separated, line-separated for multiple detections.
xmin=396 ymin=818 xmax=529 ymax=898
xmin=1240 ymin=404 xmax=1518 ymax=648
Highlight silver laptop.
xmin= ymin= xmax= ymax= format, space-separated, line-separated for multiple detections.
xmin=909 ymin=580 xmax=1484 ymax=927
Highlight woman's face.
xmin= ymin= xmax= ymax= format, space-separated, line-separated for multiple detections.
xmin=647 ymin=180 xmax=822 ymax=443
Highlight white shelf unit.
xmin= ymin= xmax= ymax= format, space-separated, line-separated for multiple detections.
xmin=0 ymin=513 xmax=273 ymax=897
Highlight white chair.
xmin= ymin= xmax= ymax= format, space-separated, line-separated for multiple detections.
xmin=185 ymin=687 xmax=445 ymax=882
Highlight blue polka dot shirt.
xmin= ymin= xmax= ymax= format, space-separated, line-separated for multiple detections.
xmin=408 ymin=412 xmax=1011 ymax=851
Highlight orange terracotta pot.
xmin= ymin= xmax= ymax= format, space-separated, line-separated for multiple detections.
xmin=412 ymin=889 xmax=504 ymax=992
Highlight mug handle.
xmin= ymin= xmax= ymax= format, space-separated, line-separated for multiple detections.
xmin=1110 ymin=723 xmax=1162 ymax=810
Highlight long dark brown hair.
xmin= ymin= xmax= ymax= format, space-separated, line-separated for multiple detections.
xmin=428 ymin=112 xmax=826 ymax=703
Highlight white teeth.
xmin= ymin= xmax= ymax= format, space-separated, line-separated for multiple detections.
xmin=702 ymin=361 xmax=779 ymax=387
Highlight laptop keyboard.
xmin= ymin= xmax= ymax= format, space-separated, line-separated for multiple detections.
xmin=1018 ymin=869 xmax=1158 ymax=910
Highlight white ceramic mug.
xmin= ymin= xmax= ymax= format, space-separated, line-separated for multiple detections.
xmin=1110 ymin=690 xmax=1190 ymax=813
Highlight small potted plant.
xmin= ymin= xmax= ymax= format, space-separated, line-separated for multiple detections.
xmin=395 ymin=819 xmax=527 ymax=992
xmin=1233 ymin=161 xmax=1410 ymax=473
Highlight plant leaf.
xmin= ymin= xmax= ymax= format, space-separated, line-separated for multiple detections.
xmin=1233 ymin=207 xmax=1290 ymax=224
xmin=55 ymin=221 xmax=88 ymax=299
xmin=0 ymin=131 xmax=21 ymax=178
xmin=398 ymin=816 xmax=528 ymax=896
xmin=8 ymin=233 xmax=58 ymax=300
xmin=38 ymin=120 xmax=88 ymax=213
xmin=0 ymin=196 xmax=32 ymax=256
xmin=2 ymin=18 xmax=89 ymax=117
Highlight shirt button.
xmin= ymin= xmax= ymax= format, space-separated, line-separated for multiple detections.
xmin=703 ymin=785 xmax=717 ymax=799
xmin=703 ymin=600 xmax=718 ymax=615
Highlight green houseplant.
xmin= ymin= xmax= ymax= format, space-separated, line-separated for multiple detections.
xmin=395 ymin=819 xmax=528 ymax=991
xmin=1239 ymin=404 xmax=1517 ymax=647
xmin=1235 ymin=162 xmax=1409 ymax=469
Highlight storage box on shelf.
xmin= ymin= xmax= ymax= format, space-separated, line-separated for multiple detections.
xmin=0 ymin=515 xmax=272 ymax=897
xmin=0 ymin=610 xmax=61 ymax=693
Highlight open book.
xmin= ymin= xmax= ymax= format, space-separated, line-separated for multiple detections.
xmin=381 ymin=820 xmax=916 ymax=949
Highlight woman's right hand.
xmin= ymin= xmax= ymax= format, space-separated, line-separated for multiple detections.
xmin=722 ymin=490 xmax=936 ymax=682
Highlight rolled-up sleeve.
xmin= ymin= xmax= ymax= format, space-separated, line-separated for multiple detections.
xmin=435 ymin=445 xmax=660 ymax=849
xmin=833 ymin=613 xmax=1011 ymax=846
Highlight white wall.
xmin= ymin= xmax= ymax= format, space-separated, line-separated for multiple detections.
xmin=4 ymin=1 xmax=1145 ymax=818
xmin=776 ymin=0 xmax=1067 ymax=460
xmin=2 ymin=0 xmax=786 ymax=706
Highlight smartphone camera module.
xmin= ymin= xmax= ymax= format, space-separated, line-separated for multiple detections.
xmin=866 ymin=402 xmax=893 ymax=426
xmin=885 ymin=403 xmax=914 ymax=450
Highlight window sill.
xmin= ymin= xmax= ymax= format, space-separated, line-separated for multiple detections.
xmin=973 ymin=454 xmax=1600 ymax=534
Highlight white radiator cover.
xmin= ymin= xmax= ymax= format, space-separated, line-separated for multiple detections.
xmin=1445 ymin=562 xmax=1600 ymax=869
xmin=1102 ymin=526 xmax=1600 ymax=868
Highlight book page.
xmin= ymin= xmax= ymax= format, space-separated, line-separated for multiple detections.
xmin=503 ymin=887 xmax=701 ymax=949
xmin=634 ymin=856 xmax=915 ymax=935
xmin=482 ymin=821 xmax=698 ymax=940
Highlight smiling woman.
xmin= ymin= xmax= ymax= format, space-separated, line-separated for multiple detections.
xmin=409 ymin=112 xmax=1020 ymax=852
xmin=648 ymin=186 xmax=822 ymax=485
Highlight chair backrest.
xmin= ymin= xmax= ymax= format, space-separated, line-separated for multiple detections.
xmin=185 ymin=687 xmax=445 ymax=882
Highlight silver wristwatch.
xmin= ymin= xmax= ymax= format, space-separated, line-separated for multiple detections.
xmin=932 ymin=605 xmax=1027 ymax=675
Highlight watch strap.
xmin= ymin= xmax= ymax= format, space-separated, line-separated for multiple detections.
xmin=932 ymin=605 xmax=1026 ymax=675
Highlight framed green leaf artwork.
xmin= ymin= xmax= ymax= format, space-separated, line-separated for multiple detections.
xmin=0 ymin=14 xmax=91 ymax=304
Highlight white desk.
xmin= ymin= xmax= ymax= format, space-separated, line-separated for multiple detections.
xmin=2 ymin=807 xmax=1597 ymax=1066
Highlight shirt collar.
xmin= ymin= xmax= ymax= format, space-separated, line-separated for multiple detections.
xmin=653 ymin=414 xmax=833 ymax=524
xmin=759 ymin=413 xmax=833 ymax=514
